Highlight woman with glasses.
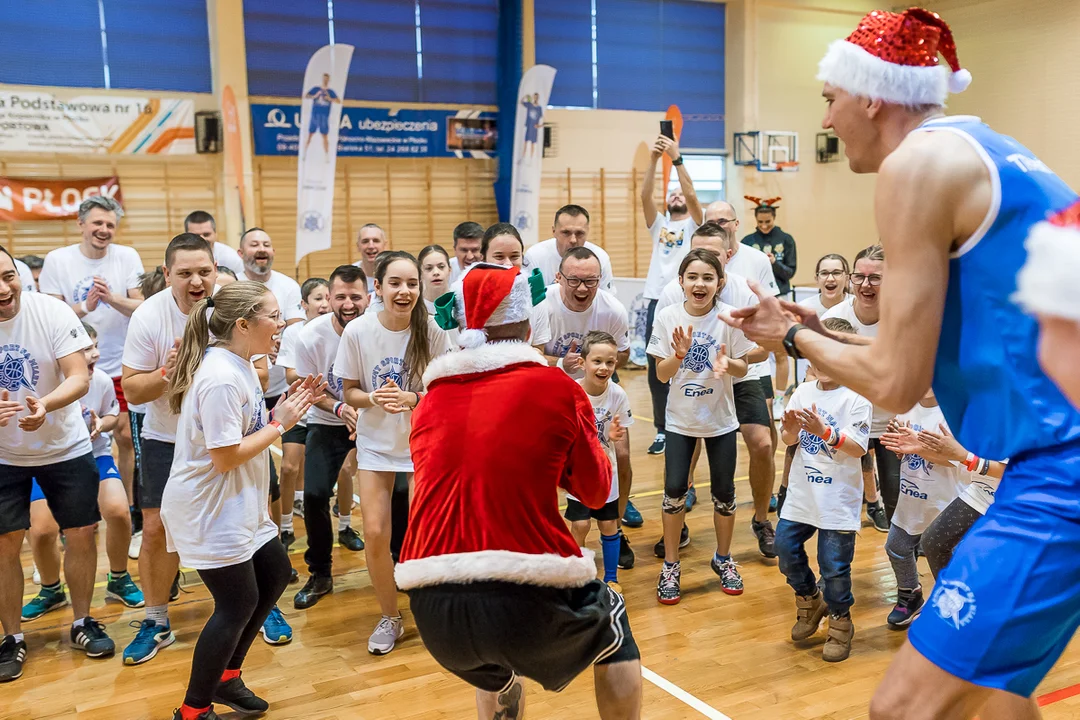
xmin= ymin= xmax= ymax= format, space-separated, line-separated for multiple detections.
xmin=821 ymin=245 xmax=897 ymax=533
xmin=800 ymin=253 xmax=851 ymax=316
xmin=161 ymin=281 xmax=324 ymax=720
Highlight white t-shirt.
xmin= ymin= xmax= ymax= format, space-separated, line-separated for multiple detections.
xmin=647 ymin=301 xmax=755 ymax=437
xmin=274 ymin=319 xmax=308 ymax=426
xmin=256 ymin=270 xmax=304 ymax=397
xmin=821 ymin=297 xmax=891 ymax=436
xmin=643 ymin=214 xmax=698 ymax=299
xmin=961 ymin=473 xmax=999 ymax=515
xmin=83 ymin=367 xmax=120 ymax=458
xmin=725 ymin=244 xmax=779 ymax=298
xmin=0 ymin=293 xmax=93 ymax=466
xmin=334 ymin=312 xmax=451 ymax=468
xmin=213 ymin=242 xmax=245 ymax=277
xmin=531 ymin=287 xmax=629 ymax=380
xmin=294 ymin=313 xmax=347 ymax=427
xmin=781 ymin=381 xmax=872 ymax=532
xmin=798 ymin=292 xmax=850 ymax=317
xmin=15 ymin=259 xmax=36 ymax=291
xmin=891 ymin=403 xmax=969 ymax=535
xmin=567 ymin=380 xmax=633 ymax=505
xmin=121 ymin=289 xmax=191 ymax=444
xmin=448 ymin=257 xmax=463 ymax=284
xmin=655 ymin=271 xmax=769 ymax=383
xmin=523 ymin=238 xmax=614 ymax=291
xmin=38 ymin=243 xmax=144 ymax=377
xmin=161 ymin=347 xmax=277 ymax=569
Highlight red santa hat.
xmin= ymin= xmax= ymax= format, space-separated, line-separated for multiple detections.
xmin=1015 ymin=200 xmax=1080 ymax=322
xmin=817 ymin=7 xmax=971 ymax=107
xmin=453 ymin=263 xmax=533 ymax=348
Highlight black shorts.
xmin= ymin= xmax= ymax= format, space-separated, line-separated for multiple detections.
xmin=0 ymin=453 xmax=100 ymax=534
xmin=758 ymin=375 xmax=775 ymax=399
xmin=409 ymin=580 xmax=639 ymax=693
xmin=139 ymin=439 xmax=175 ymax=509
xmin=282 ymin=423 xmax=307 ymax=446
xmin=734 ymin=379 xmax=771 ymax=427
xmin=564 ymin=498 xmax=619 ymax=522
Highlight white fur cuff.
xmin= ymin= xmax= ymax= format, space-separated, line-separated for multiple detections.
xmin=395 ymin=549 xmax=598 ymax=590
xmin=1015 ymin=221 xmax=1080 ymax=321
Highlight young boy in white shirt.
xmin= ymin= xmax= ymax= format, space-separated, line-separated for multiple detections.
xmin=776 ymin=316 xmax=872 ymax=663
xmin=564 ymin=332 xmax=632 ymax=593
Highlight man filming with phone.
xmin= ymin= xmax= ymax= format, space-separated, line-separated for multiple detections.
xmin=640 ymin=130 xmax=703 ymax=457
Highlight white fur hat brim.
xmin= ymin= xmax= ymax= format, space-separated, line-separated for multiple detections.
xmin=1014 ymin=221 xmax=1080 ymax=321
xmin=817 ymin=39 xmax=952 ymax=107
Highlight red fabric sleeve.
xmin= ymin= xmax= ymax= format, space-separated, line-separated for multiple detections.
xmin=559 ymin=383 xmax=613 ymax=509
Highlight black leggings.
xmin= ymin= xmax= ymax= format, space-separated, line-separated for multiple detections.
xmin=921 ymin=497 xmax=984 ymax=578
xmin=663 ymin=430 xmax=738 ymax=514
xmin=865 ymin=439 xmax=901 ymax=521
xmin=645 ymin=299 xmax=669 ymax=433
xmin=184 ymin=538 xmax=292 ymax=708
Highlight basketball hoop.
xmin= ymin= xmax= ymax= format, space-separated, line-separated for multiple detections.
xmin=775 ymin=161 xmax=799 ymax=172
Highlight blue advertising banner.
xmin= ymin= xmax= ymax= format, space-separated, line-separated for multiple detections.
xmin=251 ymin=104 xmax=497 ymax=158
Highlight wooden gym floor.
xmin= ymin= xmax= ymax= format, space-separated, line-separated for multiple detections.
xmin=11 ymin=368 xmax=1080 ymax=719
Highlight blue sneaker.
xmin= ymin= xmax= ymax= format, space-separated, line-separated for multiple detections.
xmin=685 ymin=485 xmax=698 ymax=513
xmin=106 ymin=572 xmax=145 ymax=608
xmin=21 ymin=584 xmax=68 ymax=622
xmin=123 ymin=619 xmax=175 ymax=665
xmin=621 ymin=500 xmax=643 ymax=528
xmin=261 ymin=605 xmax=292 ymax=645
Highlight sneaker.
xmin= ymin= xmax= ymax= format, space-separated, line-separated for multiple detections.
xmin=769 ymin=494 xmax=778 ymax=513
xmin=368 ymin=615 xmax=404 ymax=655
xmin=32 ymin=564 xmax=40 ymax=585
xmin=887 ymin=586 xmax=924 ymax=629
xmin=261 ymin=605 xmax=293 ymax=645
xmin=750 ymin=518 xmax=777 ymax=559
xmin=293 ymin=574 xmax=333 ymax=609
xmin=338 ymin=526 xmax=365 ymax=551
xmin=290 ymin=567 xmax=299 ymax=584
xmin=621 ymin=500 xmax=643 ymax=528
xmin=70 ymin=617 xmax=115 ymax=658
xmin=647 ymin=432 xmax=666 ymax=455
xmin=212 ymin=675 xmax=270 ymax=715
xmin=606 ymin=580 xmax=623 ymax=595
xmin=106 ymin=572 xmax=145 ymax=608
xmin=685 ymin=485 xmax=697 ymax=513
xmin=21 ymin=584 xmax=68 ymax=621
xmin=123 ymin=619 xmax=175 ymax=665
xmin=332 ymin=501 xmax=340 ymax=518
xmin=618 ymin=533 xmax=635 ymax=570
xmin=773 ymin=394 xmax=786 ymax=421
xmin=280 ymin=529 xmax=295 ymax=550
xmin=169 ymin=572 xmax=182 ymax=602
xmin=653 ymin=524 xmax=690 ymax=559
xmin=170 ymin=708 xmax=220 ymax=720
xmin=293 ymin=497 xmax=305 ymax=519
xmin=711 ymin=557 xmax=744 ymax=595
xmin=128 ymin=530 xmax=142 ymax=560
xmin=0 ymin=635 xmax=28 ymax=682
xmin=791 ymin=592 xmax=829 ymax=641
xmin=823 ymin=613 xmax=855 ymax=662
xmin=656 ymin=563 xmax=681 ymax=605
xmin=866 ymin=502 xmax=890 ymax=533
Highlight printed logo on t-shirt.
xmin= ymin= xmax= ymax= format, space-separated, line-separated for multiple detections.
xmin=899 ymin=477 xmax=929 ymax=500
xmin=327 ymin=362 xmax=343 ymax=401
xmin=904 ymin=454 xmax=933 ymax=474
xmin=72 ymin=275 xmax=111 ymax=304
xmin=553 ymin=332 xmax=585 ymax=358
xmin=681 ymin=331 xmax=718 ymax=373
xmin=0 ymin=343 xmax=39 ymax=392
xmin=804 ymin=464 xmax=833 ymax=484
xmin=245 ymin=398 xmax=267 ymax=436
xmin=798 ymin=408 xmax=839 ymax=457
xmin=594 ymin=407 xmax=613 ymax=447
xmin=371 ymin=356 xmax=406 ymax=390
xmin=658 ymin=227 xmax=686 ymax=255
xmin=682 ymin=382 xmax=714 ymax=398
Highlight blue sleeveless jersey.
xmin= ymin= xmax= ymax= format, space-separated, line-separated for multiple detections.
xmin=914 ymin=117 xmax=1080 ymax=459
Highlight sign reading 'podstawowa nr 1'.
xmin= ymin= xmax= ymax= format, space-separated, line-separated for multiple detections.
xmin=0 ymin=177 xmax=123 ymax=222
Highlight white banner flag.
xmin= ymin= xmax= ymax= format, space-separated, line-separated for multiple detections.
xmin=509 ymin=65 xmax=556 ymax=248
xmin=295 ymin=44 xmax=354 ymax=265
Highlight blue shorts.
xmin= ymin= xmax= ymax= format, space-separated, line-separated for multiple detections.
xmin=29 ymin=456 xmax=119 ymax=502
xmin=309 ymin=109 xmax=330 ymax=135
xmin=908 ymin=439 xmax=1080 ymax=696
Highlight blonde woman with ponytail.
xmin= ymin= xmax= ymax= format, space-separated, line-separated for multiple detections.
xmin=160 ymin=281 xmax=325 ymax=720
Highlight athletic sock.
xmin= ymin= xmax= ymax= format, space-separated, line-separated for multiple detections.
xmin=179 ymin=704 xmax=211 ymax=720
xmin=11 ymin=633 xmax=24 ymax=643
xmin=72 ymin=617 xmax=87 ymax=629
xmin=109 ymin=570 xmax=129 ymax=579
xmin=714 ymin=552 xmax=731 ymax=565
xmin=41 ymin=581 xmax=61 ymax=593
xmin=663 ymin=560 xmax=679 ymax=570
xmin=294 ymin=491 xmax=304 ymax=502
xmin=146 ymin=604 xmax=169 ymax=627
xmin=600 ymin=532 xmax=621 ymax=583
xmin=281 ymin=512 xmax=294 ymax=532
xmin=338 ymin=514 xmax=351 ymax=532
xmin=221 ymin=668 xmax=241 ymax=682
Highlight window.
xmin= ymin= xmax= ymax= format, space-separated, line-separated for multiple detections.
xmin=677 ymin=154 xmax=726 ymax=205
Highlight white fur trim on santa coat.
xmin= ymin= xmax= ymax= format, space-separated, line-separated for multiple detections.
xmin=817 ymin=39 xmax=951 ymax=107
xmin=423 ymin=340 xmax=546 ymax=385
xmin=394 ymin=549 xmax=598 ymax=590
xmin=1014 ymin=221 xmax=1080 ymax=321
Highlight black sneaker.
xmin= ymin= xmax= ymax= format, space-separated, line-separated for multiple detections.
xmin=169 ymin=571 xmax=182 ymax=602
xmin=293 ymin=575 xmax=333 ymax=610
xmin=280 ymin=530 xmax=295 ymax=550
xmin=656 ymin=562 xmax=681 ymax=605
xmin=71 ymin=617 xmax=115 ymax=658
xmin=212 ymin=675 xmax=270 ymax=715
xmin=887 ymin=586 xmax=925 ymax=629
xmin=618 ymin=533 xmax=635 ymax=570
xmin=0 ymin=635 xmax=27 ymax=682
xmin=290 ymin=567 xmax=299 ymax=584
xmin=711 ymin=556 xmax=744 ymax=595
xmin=338 ymin=526 xmax=365 ymax=551
xmin=647 ymin=432 xmax=666 ymax=455
xmin=653 ymin=524 xmax=690 ymax=559
xmin=751 ymin=518 xmax=777 ymax=558
xmin=866 ymin=502 xmax=890 ymax=533
xmin=171 ymin=708 xmax=220 ymax=720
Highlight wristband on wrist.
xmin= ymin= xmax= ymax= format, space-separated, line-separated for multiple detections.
xmin=675 ymin=351 xmax=687 ymax=360
xmin=269 ymin=420 xmax=285 ymax=436
xmin=160 ymin=366 xmax=168 ymax=379
xmin=964 ymin=452 xmax=981 ymax=472
xmin=822 ymin=426 xmax=835 ymax=445
xmin=834 ymin=432 xmax=847 ymax=450
xmin=80 ymin=300 xmax=89 ymax=315
xmin=368 ymin=391 xmax=376 ymax=407
xmin=333 ymin=401 xmax=344 ymax=418
xmin=979 ymin=457 xmax=991 ymax=476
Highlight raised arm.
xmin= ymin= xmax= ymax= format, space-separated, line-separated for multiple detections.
xmin=640 ymin=137 xmax=663 ymax=225
xmin=669 ymin=139 xmax=703 ymax=225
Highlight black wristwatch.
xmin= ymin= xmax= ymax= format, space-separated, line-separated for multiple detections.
xmin=783 ymin=324 xmax=807 ymax=360
xmin=672 ymin=156 xmax=684 ymax=166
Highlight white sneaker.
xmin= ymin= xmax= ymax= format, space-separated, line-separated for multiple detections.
xmin=773 ymin=394 xmax=786 ymax=421
xmin=293 ymin=497 xmax=304 ymax=519
xmin=128 ymin=531 xmax=142 ymax=560
xmin=368 ymin=615 xmax=404 ymax=655
xmin=32 ymin=563 xmax=40 ymax=585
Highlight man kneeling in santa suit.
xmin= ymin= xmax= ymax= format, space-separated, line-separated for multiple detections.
xmin=395 ymin=263 xmax=643 ymax=719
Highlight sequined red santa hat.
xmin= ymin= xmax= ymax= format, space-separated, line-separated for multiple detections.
xmin=1015 ymin=201 xmax=1080 ymax=322
xmin=817 ymin=7 xmax=971 ymax=107
xmin=453 ymin=263 xmax=533 ymax=348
